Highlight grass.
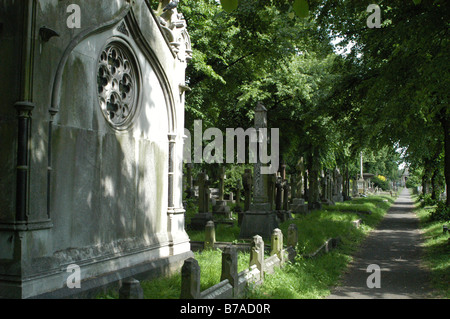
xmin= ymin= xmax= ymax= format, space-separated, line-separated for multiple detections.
xmin=247 ymin=194 xmax=394 ymax=299
xmin=97 ymin=193 xmax=396 ymax=299
xmin=413 ymin=193 xmax=450 ymax=299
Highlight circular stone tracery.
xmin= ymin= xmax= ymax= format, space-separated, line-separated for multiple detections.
xmin=97 ymin=42 xmax=138 ymax=128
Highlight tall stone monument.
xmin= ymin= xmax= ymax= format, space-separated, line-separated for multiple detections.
xmin=239 ymin=103 xmax=278 ymax=239
xmin=0 ymin=0 xmax=193 ymax=298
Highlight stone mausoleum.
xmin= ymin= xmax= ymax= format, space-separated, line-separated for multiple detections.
xmin=0 ymin=0 xmax=193 ymax=298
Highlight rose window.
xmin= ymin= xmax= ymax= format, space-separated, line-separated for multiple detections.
xmin=97 ymin=42 xmax=138 ymax=128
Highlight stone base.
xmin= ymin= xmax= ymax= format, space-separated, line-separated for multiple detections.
xmin=291 ymin=198 xmax=308 ymax=215
xmin=238 ymin=211 xmax=279 ymax=240
xmin=33 ymin=250 xmax=193 ymax=299
xmin=321 ymin=199 xmax=335 ymax=206
xmin=275 ymin=210 xmax=292 ymax=222
xmin=190 ymin=212 xmax=213 ymax=230
xmin=308 ymin=201 xmax=323 ymax=210
xmin=212 ymin=200 xmax=232 ymax=219
xmin=332 ymin=194 xmax=343 ymax=203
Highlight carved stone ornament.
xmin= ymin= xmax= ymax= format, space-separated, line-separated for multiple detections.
xmin=157 ymin=3 xmax=192 ymax=63
xmin=97 ymin=40 xmax=139 ymax=128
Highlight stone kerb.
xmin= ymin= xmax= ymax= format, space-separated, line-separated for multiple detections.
xmin=180 ymin=227 xmax=300 ymax=299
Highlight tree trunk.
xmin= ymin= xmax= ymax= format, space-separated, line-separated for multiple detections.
xmin=440 ymin=112 xmax=450 ymax=207
xmin=431 ymin=168 xmax=438 ymax=200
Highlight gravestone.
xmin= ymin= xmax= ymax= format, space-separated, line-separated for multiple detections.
xmin=212 ymin=166 xmax=232 ymax=218
xmin=290 ymin=159 xmax=308 ymax=215
xmin=204 ymin=221 xmax=216 ymax=250
xmin=119 ymin=278 xmax=144 ymax=299
xmin=249 ymin=235 xmax=265 ymax=282
xmin=190 ymin=172 xmax=213 ymax=230
xmin=180 ymin=258 xmax=201 ymax=299
xmin=268 ymin=173 xmax=277 ymax=210
xmin=287 ymin=224 xmax=298 ymax=248
xmin=0 ymin=0 xmax=193 ymax=298
xmin=332 ymin=168 xmax=343 ymax=202
xmin=239 ymin=103 xmax=279 ymax=240
xmin=221 ymin=246 xmax=238 ymax=297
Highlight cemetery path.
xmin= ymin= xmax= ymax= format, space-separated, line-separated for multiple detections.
xmin=327 ymin=188 xmax=434 ymax=299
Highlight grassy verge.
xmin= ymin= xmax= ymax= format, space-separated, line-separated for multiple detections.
xmin=97 ymin=194 xmax=395 ymax=299
xmin=413 ymin=193 xmax=450 ymax=299
xmin=247 ymin=194 xmax=393 ymax=298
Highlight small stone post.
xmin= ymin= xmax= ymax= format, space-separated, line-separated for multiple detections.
xmin=119 ymin=278 xmax=144 ymax=299
xmin=270 ymin=228 xmax=284 ymax=263
xmin=204 ymin=221 xmax=216 ymax=250
xmin=221 ymin=245 xmax=238 ymax=297
xmin=250 ymin=235 xmax=265 ymax=281
xmin=287 ymin=224 xmax=298 ymax=248
xmin=180 ymin=258 xmax=201 ymax=299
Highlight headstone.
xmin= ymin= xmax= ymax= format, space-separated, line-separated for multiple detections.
xmin=270 ymin=228 xmax=284 ymax=263
xmin=212 ymin=167 xmax=232 ymax=218
xmin=119 ymin=278 xmax=144 ymax=299
xmin=204 ymin=221 xmax=216 ymax=250
xmin=190 ymin=172 xmax=213 ymax=230
xmin=287 ymin=224 xmax=298 ymax=248
xmin=268 ymin=173 xmax=277 ymax=210
xmin=249 ymin=235 xmax=265 ymax=281
xmin=221 ymin=245 xmax=238 ymax=297
xmin=180 ymin=258 xmax=201 ymax=299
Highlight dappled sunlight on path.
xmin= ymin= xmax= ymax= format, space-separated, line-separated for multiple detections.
xmin=327 ymin=189 xmax=433 ymax=299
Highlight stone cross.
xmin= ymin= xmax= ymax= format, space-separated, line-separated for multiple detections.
xmin=252 ymin=103 xmax=269 ymax=205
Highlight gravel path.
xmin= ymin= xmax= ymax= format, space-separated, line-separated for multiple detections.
xmin=327 ymin=188 xmax=433 ymax=299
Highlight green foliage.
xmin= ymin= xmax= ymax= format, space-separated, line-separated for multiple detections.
xmin=416 ymin=201 xmax=450 ymax=298
xmin=406 ymin=174 xmax=421 ymax=189
xmin=372 ymin=175 xmax=389 ymax=191
xmin=429 ymin=201 xmax=450 ymax=223
xmin=417 ymin=193 xmax=438 ymax=208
